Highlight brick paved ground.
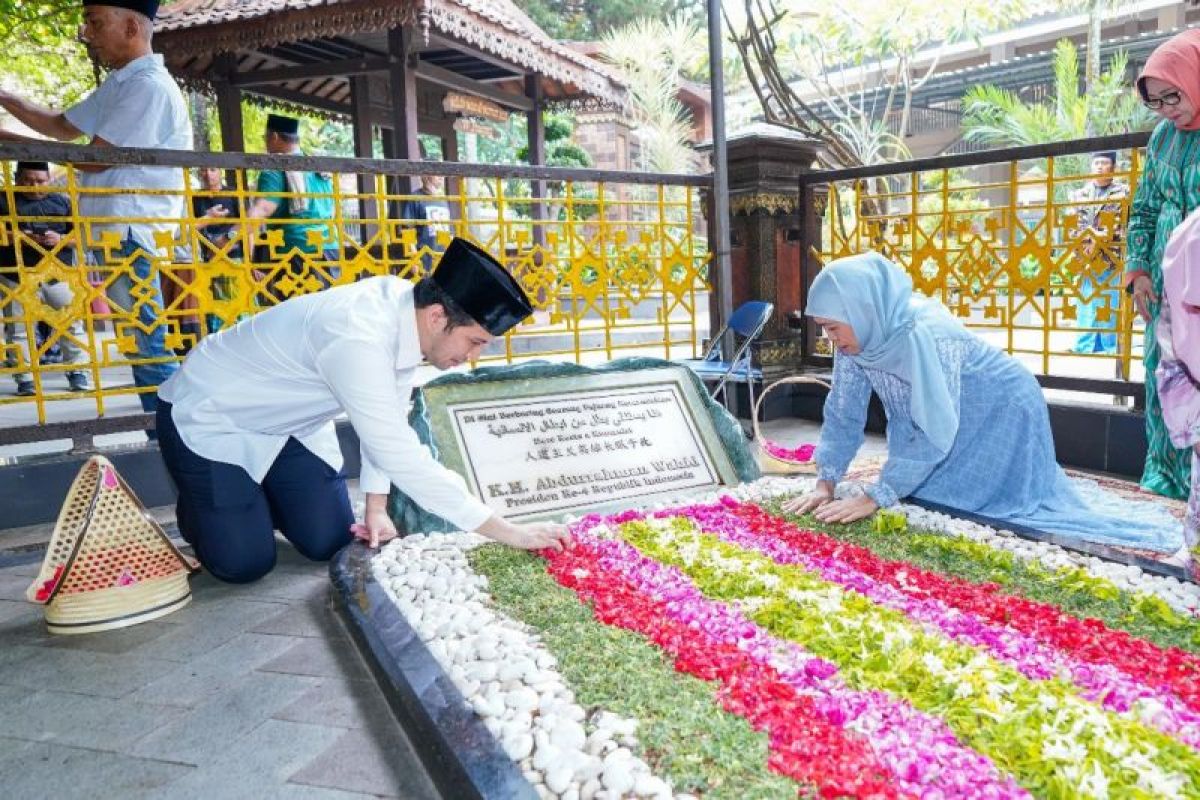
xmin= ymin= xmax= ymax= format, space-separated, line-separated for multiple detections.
xmin=0 ymin=530 xmax=440 ymax=800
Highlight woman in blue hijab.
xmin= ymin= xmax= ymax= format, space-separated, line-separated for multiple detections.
xmin=782 ymin=253 xmax=1181 ymax=555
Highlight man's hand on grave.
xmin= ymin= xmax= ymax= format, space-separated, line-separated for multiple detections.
xmin=478 ymin=516 xmax=573 ymax=552
xmin=361 ymin=508 xmax=399 ymax=548
xmin=514 ymin=521 xmax=573 ymax=551
xmin=353 ymin=493 xmax=398 ymax=548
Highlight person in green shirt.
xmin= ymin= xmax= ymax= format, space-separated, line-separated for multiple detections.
xmin=246 ymin=114 xmax=340 ymax=303
xmin=1124 ymin=30 xmax=1200 ymax=501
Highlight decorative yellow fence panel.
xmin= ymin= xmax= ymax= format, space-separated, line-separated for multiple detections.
xmin=805 ymin=134 xmax=1151 ymax=387
xmin=0 ymin=153 xmax=710 ymax=423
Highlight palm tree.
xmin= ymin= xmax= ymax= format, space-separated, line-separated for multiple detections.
xmin=832 ymin=119 xmax=911 ymax=167
xmin=599 ymin=14 xmax=705 ymax=174
xmin=961 ymin=39 xmax=1154 ymax=148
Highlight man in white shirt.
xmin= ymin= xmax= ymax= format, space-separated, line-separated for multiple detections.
xmin=0 ymin=0 xmax=192 ymax=414
xmin=156 ymin=238 xmax=570 ymax=582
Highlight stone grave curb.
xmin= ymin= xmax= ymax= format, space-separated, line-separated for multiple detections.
xmin=330 ymin=542 xmax=536 ymax=800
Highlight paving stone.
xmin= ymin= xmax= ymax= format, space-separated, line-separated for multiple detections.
xmin=274 ymin=545 xmax=322 ymax=569
xmin=250 ymin=569 xmax=333 ymax=603
xmin=131 ymin=598 xmax=290 ymax=662
xmin=0 ymin=644 xmax=178 ymax=698
xmin=277 ymin=788 xmax=381 ymax=799
xmin=0 ymin=571 xmax=32 ymax=601
xmin=38 ymin=618 xmax=177 ymax=654
xmin=0 ymin=608 xmax=55 ymax=649
xmin=0 ymin=683 xmax=33 ymax=730
xmin=162 ymin=776 xmax=375 ymax=800
xmin=258 ymin=634 xmax=372 ymax=681
xmin=271 ymin=676 xmax=392 ymax=730
xmin=181 ymin=574 xmax=283 ymax=609
xmin=0 ymin=614 xmax=57 ymax=652
xmin=289 ymin=726 xmax=439 ymax=799
xmin=0 ymin=737 xmax=192 ymax=799
xmin=178 ymin=572 xmax=281 ymax=609
xmin=0 ymin=537 xmax=438 ymax=797
xmin=0 ymin=733 xmax=37 ymax=764
xmin=2 ymin=561 xmax=45 ymax=577
xmin=130 ymin=670 xmax=321 ymax=766
xmin=0 ymin=682 xmax=30 ymax=702
xmin=0 ymin=598 xmax=38 ymax=625
xmin=132 ymin=632 xmax=302 ymax=708
xmin=1 ymin=689 xmax=185 ymax=752
xmin=0 ymin=641 xmax=40 ymax=676
xmin=152 ymin=719 xmax=346 ymax=800
xmin=250 ymin=598 xmax=339 ymax=638
xmin=0 ymin=598 xmax=43 ymax=638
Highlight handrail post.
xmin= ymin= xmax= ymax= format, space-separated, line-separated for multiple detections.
xmin=706 ymin=0 xmax=733 ymax=363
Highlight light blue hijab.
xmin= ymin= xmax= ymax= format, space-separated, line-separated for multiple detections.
xmin=806 ymin=253 xmax=974 ymax=454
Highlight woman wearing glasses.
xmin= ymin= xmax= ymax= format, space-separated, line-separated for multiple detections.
xmin=1125 ymin=30 xmax=1200 ymax=501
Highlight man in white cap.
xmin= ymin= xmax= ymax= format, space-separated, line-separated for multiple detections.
xmin=0 ymin=0 xmax=191 ymax=414
xmin=156 ymin=238 xmax=571 ymax=583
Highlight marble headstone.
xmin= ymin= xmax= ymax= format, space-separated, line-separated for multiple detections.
xmin=388 ymin=358 xmax=759 ymax=533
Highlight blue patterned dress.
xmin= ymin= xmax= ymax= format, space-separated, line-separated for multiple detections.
xmin=816 ymin=335 xmax=1181 ymax=552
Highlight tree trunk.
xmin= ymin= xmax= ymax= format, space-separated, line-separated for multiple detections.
xmin=191 ymin=91 xmax=211 ymax=152
xmin=899 ymin=60 xmax=913 ymax=142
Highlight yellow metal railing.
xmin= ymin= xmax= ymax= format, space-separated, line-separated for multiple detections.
xmin=804 ymin=133 xmax=1152 ymax=388
xmin=0 ymin=149 xmax=711 ymax=424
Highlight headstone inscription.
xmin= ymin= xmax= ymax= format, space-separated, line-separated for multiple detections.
xmin=388 ymin=358 xmax=758 ymax=533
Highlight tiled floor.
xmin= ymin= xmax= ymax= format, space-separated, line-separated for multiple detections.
xmin=0 ymin=543 xmax=440 ymax=800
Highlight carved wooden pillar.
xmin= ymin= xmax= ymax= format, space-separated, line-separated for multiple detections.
xmin=722 ymin=129 xmax=825 ymax=367
xmin=387 ymin=26 xmax=420 ymax=193
xmin=525 ymin=74 xmax=547 ymax=250
xmin=349 ymin=76 xmax=378 ymax=243
xmin=212 ymin=54 xmax=244 ymax=154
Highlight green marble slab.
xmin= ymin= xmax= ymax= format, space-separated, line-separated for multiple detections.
xmin=388 ymin=357 xmax=758 ymax=534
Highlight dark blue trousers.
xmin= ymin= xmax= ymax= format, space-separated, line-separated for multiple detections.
xmin=156 ymin=400 xmax=353 ymax=583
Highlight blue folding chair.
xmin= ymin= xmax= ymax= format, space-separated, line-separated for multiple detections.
xmin=679 ymin=301 xmax=774 ymax=411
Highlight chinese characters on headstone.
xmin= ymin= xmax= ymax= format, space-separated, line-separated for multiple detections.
xmin=448 ymin=385 xmax=722 ymax=518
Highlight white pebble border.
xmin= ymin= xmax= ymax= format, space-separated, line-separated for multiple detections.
xmin=370 ymin=477 xmax=1198 ymax=799
xmin=371 ymin=533 xmax=681 ymax=800
xmin=735 ymin=476 xmax=1200 ymax=617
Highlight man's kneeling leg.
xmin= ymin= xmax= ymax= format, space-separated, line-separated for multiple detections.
xmin=262 ymin=437 xmax=354 ymax=562
xmin=158 ymin=401 xmax=279 ymax=583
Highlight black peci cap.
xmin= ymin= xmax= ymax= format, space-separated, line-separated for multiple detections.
xmin=16 ymin=162 xmax=50 ymax=173
xmin=431 ymin=238 xmax=533 ymax=336
xmin=82 ymin=0 xmax=160 ymax=20
xmin=266 ymin=114 xmax=301 ymax=135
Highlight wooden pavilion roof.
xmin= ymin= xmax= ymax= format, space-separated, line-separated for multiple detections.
xmin=154 ymin=0 xmax=628 ymax=112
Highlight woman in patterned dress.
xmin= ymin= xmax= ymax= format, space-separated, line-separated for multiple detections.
xmin=1124 ymin=30 xmax=1200 ymax=500
xmin=1155 ymin=208 xmax=1200 ymax=580
xmin=782 ymin=253 xmax=1181 ymax=556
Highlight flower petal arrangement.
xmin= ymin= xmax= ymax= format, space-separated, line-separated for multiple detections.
xmin=761 ymin=441 xmax=816 ymax=463
xmin=372 ymin=479 xmax=1200 ymax=799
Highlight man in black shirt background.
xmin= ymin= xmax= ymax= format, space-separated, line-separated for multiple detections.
xmin=1 ymin=161 xmax=89 ymax=395
xmin=400 ymin=174 xmax=452 ymax=270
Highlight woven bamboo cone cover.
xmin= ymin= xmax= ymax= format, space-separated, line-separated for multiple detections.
xmin=751 ymin=376 xmax=830 ymax=476
xmin=26 ymin=456 xmax=199 ymax=635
